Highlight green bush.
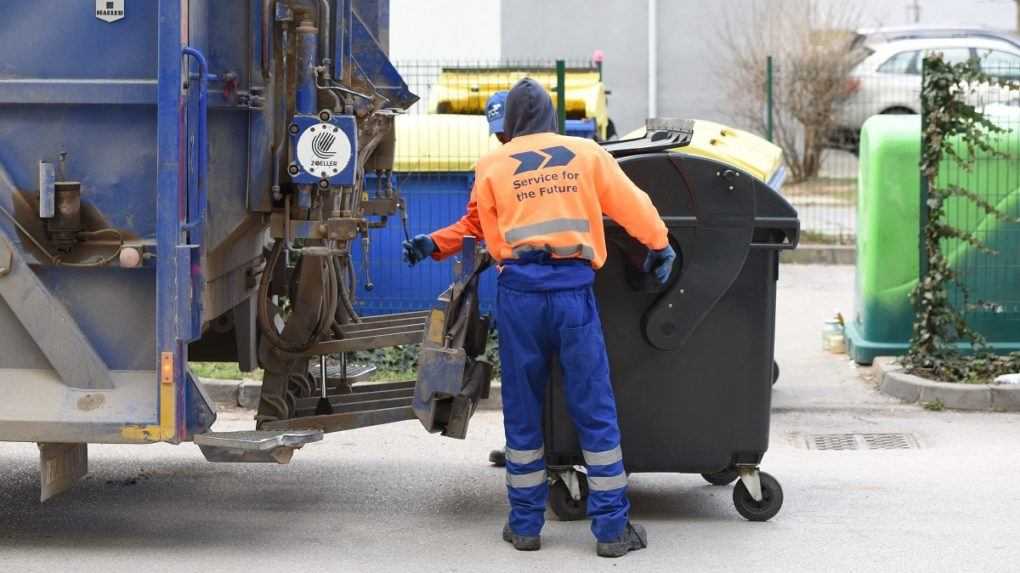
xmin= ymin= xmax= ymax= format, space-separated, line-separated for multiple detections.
xmin=354 ymin=330 xmax=501 ymax=380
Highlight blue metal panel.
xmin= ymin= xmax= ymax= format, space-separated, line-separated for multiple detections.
xmin=348 ymin=10 xmax=417 ymax=110
xmin=0 ymin=79 xmax=157 ymax=105
xmin=0 ymin=1 xmax=157 ymax=79
xmin=0 ymin=105 xmax=159 ymax=240
xmin=34 ymin=268 xmax=157 ymax=370
xmin=333 ymin=0 xmax=353 ymax=81
xmin=353 ymin=172 xmax=497 ymax=316
xmin=157 ymin=0 xmax=187 ymax=441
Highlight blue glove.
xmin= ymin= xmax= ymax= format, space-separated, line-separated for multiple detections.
xmin=402 ymin=234 xmax=436 ymax=266
xmin=643 ymin=245 xmax=677 ymax=285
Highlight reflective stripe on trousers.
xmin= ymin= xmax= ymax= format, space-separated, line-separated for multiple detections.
xmin=497 ymin=279 xmax=630 ymax=542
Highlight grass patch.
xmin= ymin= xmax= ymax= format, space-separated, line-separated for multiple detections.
xmin=189 ymin=362 xmax=263 ymax=381
xmin=922 ymin=398 xmax=945 ymax=412
xmin=798 ymin=230 xmax=855 ymax=246
xmin=370 ymin=369 xmax=416 ymax=382
xmin=783 ymin=177 xmax=858 ymax=203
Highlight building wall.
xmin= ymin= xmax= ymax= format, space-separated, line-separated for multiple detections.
xmin=389 ymin=0 xmax=501 ymax=61
xmin=500 ymin=0 xmax=1020 ymax=134
xmin=498 ymin=0 xmax=654 ymax=134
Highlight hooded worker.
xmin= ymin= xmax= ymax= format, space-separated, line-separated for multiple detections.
xmin=403 ymin=78 xmax=675 ymax=558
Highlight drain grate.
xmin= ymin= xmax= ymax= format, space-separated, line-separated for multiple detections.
xmin=804 ymin=433 xmax=918 ymax=450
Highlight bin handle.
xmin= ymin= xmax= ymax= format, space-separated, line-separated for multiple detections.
xmin=749 ymin=218 xmax=800 ymax=250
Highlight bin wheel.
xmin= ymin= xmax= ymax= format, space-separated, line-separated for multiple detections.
xmin=549 ymin=474 xmax=589 ymax=522
xmin=733 ymin=471 xmax=783 ymax=522
xmin=488 ymin=448 xmax=506 ymax=467
xmin=701 ymin=468 xmax=739 ymax=486
xmin=772 ymin=361 xmax=780 ymax=386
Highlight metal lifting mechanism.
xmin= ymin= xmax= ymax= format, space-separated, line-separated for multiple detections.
xmin=195 ymin=0 xmax=491 ymax=461
xmin=0 ymin=0 xmax=492 ymax=490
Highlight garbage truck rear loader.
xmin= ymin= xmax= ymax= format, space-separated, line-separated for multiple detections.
xmin=0 ymin=0 xmax=495 ymax=500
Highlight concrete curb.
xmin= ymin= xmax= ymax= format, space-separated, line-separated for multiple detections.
xmin=198 ymin=377 xmax=241 ymax=408
xmin=875 ymin=358 xmax=1020 ymax=412
xmin=199 ymin=377 xmax=505 ymax=412
xmin=781 ymin=245 xmax=856 ymax=265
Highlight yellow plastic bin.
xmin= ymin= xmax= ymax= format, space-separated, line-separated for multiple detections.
xmin=428 ymin=67 xmax=611 ymax=140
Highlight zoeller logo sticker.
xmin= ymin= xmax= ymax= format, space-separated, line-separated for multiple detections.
xmin=312 ymin=131 xmax=338 ymax=159
xmin=96 ymin=0 xmax=125 ymax=23
xmin=296 ymin=123 xmax=353 ymax=179
xmin=510 ymin=146 xmax=576 ymax=174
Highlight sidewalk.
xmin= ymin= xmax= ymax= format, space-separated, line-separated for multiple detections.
xmin=771 ymin=264 xmax=901 ymax=412
xmin=6 ymin=265 xmax=1020 ymax=572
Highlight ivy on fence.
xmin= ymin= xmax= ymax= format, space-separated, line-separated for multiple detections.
xmin=902 ymin=53 xmax=1020 ymax=383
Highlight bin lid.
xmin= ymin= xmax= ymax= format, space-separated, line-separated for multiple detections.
xmin=623 ymin=120 xmax=783 ymax=184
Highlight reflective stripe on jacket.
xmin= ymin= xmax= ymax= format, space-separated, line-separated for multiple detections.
xmin=431 ymin=132 xmax=668 ymax=269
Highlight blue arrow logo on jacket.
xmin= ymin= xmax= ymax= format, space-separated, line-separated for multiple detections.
xmin=510 ymin=146 xmax=576 ymax=175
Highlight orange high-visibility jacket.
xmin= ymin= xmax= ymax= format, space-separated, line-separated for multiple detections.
xmin=430 ymin=132 xmax=668 ymax=269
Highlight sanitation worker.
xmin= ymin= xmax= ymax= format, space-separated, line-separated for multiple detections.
xmin=403 ymin=78 xmax=675 ymax=558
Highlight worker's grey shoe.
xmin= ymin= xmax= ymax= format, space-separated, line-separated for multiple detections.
xmin=596 ymin=522 xmax=648 ymax=558
xmin=502 ymin=524 xmax=541 ymax=551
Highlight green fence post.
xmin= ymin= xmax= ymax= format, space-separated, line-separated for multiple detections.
xmin=766 ymin=55 xmax=774 ymax=143
xmin=556 ymin=59 xmax=566 ymax=134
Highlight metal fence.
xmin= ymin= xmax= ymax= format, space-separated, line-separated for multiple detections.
xmin=762 ymin=53 xmax=1020 ymax=251
xmin=764 ymin=56 xmax=922 ymax=245
xmin=923 ymin=59 xmax=1020 ymax=338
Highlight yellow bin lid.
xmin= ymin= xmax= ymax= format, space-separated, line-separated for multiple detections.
xmin=625 ymin=120 xmax=783 ymax=183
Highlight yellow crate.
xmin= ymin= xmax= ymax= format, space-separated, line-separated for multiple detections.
xmin=428 ymin=67 xmax=609 ymax=139
xmin=393 ymin=114 xmax=501 ymax=172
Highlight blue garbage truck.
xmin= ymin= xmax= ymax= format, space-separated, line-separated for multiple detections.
xmin=0 ymin=0 xmax=501 ymax=499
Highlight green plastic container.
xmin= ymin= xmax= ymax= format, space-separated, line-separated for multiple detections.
xmin=846 ymin=114 xmax=1020 ymax=365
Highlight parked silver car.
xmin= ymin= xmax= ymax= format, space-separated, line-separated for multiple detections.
xmin=830 ymin=30 xmax=1020 ymax=151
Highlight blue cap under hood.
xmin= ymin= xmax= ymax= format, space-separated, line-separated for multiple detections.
xmin=503 ymin=78 xmax=558 ymax=139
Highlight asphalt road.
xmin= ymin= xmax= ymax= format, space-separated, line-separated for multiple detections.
xmin=2 ymin=266 xmax=1018 ymax=572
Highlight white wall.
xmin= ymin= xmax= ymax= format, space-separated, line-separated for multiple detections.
xmin=389 ymin=0 xmax=501 ymax=61
xmin=499 ymin=0 xmax=1019 ymax=133
xmin=846 ymin=0 xmax=1017 ymax=29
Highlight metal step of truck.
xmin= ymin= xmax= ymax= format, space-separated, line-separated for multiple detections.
xmin=194 ymin=430 xmax=322 ymax=464
xmin=263 ymin=380 xmax=417 ymax=434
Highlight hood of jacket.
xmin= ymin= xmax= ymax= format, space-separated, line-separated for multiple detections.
xmin=503 ymin=77 xmax=558 ymax=140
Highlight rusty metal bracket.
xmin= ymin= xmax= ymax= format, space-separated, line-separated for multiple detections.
xmin=0 ymin=234 xmax=114 ymax=390
xmin=360 ymin=197 xmax=398 ymax=217
xmin=323 ymin=217 xmax=361 ymax=241
xmin=268 ymin=214 xmax=362 ymax=241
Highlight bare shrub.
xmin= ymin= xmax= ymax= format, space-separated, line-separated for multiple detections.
xmin=716 ymin=1 xmax=863 ymax=182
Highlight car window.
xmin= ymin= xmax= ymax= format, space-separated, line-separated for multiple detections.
xmin=937 ymin=48 xmax=974 ymax=66
xmin=914 ymin=48 xmax=974 ymax=72
xmin=877 ymin=50 xmax=917 ymax=74
xmin=977 ymin=49 xmax=1020 ymax=79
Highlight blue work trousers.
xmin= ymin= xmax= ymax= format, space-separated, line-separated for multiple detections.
xmin=497 ymin=279 xmax=630 ymax=543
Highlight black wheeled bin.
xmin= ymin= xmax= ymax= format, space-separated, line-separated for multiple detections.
xmin=542 ymin=122 xmax=799 ymax=523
